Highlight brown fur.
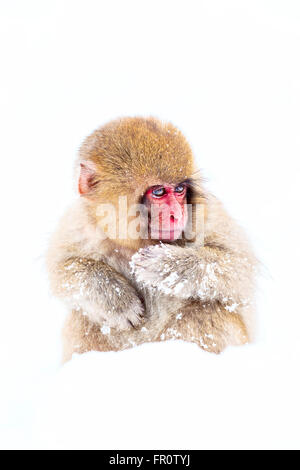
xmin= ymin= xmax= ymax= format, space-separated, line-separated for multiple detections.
xmin=47 ymin=117 xmax=257 ymax=363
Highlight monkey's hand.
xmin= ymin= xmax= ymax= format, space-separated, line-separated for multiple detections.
xmin=51 ymin=258 xmax=145 ymax=330
xmin=130 ymin=243 xmax=254 ymax=303
xmin=130 ymin=244 xmax=196 ymax=299
xmin=95 ymin=272 xmax=146 ymax=330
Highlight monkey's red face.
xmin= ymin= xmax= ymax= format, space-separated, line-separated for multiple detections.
xmin=144 ymin=183 xmax=188 ymax=241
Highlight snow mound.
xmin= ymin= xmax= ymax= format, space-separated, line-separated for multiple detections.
xmin=33 ymin=340 xmax=300 ymax=450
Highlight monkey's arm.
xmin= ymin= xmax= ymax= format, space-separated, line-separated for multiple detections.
xmin=131 ymin=243 xmax=255 ymax=307
xmin=48 ymin=257 xmax=145 ymax=330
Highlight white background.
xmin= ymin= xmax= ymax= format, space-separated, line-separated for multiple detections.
xmin=0 ymin=0 xmax=300 ymax=449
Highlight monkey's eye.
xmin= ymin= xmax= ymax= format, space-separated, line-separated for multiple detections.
xmin=152 ymin=187 xmax=166 ymax=198
xmin=175 ymin=184 xmax=185 ymax=194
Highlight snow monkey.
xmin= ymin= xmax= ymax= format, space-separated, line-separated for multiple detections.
xmin=47 ymin=117 xmax=257 ymax=362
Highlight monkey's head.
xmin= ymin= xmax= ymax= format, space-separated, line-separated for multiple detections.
xmin=78 ymin=117 xmax=205 ymax=247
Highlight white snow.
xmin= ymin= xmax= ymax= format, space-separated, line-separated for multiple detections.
xmin=163 ymin=272 xmax=179 ymax=285
xmin=224 ymin=303 xmax=239 ymax=312
xmin=100 ymin=325 xmax=111 ymax=336
xmin=1 ymin=0 xmax=300 ymax=451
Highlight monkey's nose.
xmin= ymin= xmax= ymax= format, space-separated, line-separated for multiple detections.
xmin=169 ymin=207 xmax=182 ymax=222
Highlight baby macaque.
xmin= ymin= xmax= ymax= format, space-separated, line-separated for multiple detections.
xmin=47 ymin=117 xmax=257 ymax=362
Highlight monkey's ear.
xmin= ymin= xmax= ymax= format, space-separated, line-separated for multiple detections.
xmin=78 ymin=161 xmax=97 ymax=196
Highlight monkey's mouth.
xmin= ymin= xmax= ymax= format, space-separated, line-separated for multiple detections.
xmin=150 ymin=227 xmax=183 ymax=241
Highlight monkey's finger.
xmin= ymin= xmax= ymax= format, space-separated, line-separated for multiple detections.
xmin=127 ymin=320 xmax=137 ymax=329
